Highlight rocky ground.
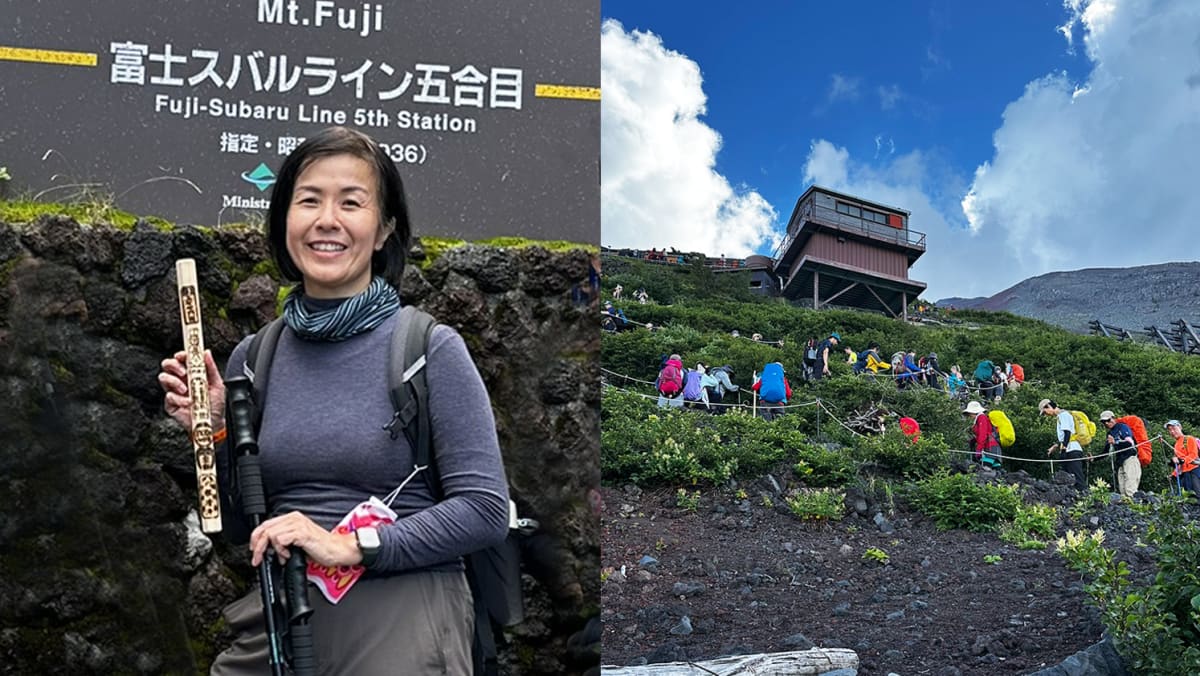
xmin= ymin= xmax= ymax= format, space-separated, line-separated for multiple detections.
xmin=599 ymin=466 xmax=1161 ymax=675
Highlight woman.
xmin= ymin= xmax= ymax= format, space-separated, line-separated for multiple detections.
xmin=158 ymin=126 xmax=509 ymax=674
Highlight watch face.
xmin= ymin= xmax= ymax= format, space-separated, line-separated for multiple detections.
xmin=358 ymin=526 xmax=381 ymax=550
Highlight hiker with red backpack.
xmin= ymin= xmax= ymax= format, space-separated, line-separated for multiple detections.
xmin=964 ymin=401 xmax=1002 ymax=469
xmin=656 ymin=354 xmax=686 ymax=409
xmin=752 ymin=362 xmax=791 ymax=421
xmin=1099 ymin=411 xmax=1140 ymax=497
xmin=1165 ymin=420 xmax=1200 ymax=496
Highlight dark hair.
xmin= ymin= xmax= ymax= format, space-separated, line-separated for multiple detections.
xmin=266 ymin=126 xmax=411 ymax=288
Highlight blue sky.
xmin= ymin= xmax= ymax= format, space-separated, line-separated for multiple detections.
xmin=600 ymin=0 xmax=1200 ymax=299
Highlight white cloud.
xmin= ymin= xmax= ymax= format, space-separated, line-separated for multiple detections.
xmin=808 ymin=0 xmax=1200 ymax=300
xmin=828 ymin=73 xmax=861 ymax=102
xmin=961 ymin=0 xmax=1200 ymax=293
xmin=600 ymin=20 xmax=777 ymax=256
xmin=878 ymin=84 xmax=903 ymax=110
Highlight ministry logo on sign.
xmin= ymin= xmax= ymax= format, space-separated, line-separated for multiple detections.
xmin=241 ymin=163 xmax=276 ymax=191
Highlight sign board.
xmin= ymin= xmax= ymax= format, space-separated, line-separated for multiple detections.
xmin=0 ymin=1 xmax=599 ymax=243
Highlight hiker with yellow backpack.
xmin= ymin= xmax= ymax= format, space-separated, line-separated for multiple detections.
xmin=1040 ymin=399 xmax=1093 ymax=492
xmin=963 ymin=401 xmax=1008 ymax=469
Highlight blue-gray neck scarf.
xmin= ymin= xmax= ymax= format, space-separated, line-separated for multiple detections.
xmin=283 ymin=276 xmax=400 ymax=342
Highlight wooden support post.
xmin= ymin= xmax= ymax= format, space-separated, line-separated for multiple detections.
xmin=812 ymin=270 xmax=819 ymax=310
xmin=902 ymin=291 xmax=908 ymax=321
xmin=822 ymin=281 xmax=860 ymax=307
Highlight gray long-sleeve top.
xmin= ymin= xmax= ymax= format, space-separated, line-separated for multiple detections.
xmin=221 ymin=311 xmax=510 ymax=573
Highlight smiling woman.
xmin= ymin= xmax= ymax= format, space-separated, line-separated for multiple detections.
xmin=157 ymin=126 xmax=510 ymax=674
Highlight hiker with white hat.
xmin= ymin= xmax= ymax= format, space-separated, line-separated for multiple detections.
xmin=1099 ymin=411 xmax=1139 ymax=497
xmin=963 ymin=400 xmax=1002 ymax=469
xmin=1165 ymin=420 xmax=1200 ymax=496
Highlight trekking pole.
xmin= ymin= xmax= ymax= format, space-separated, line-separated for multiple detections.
xmin=226 ymin=377 xmax=317 ymax=676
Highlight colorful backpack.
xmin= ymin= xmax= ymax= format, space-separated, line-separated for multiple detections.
xmin=658 ymin=359 xmax=684 ymax=396
xmin=681 ymin=370 xmax=704 ymax=401
xmin=988 ymin=410 xmax=1016 ymax=447
xmin=1069 ymin=410 xmax=1096 ymax=446
xmin=1116 ymin=415 xmax=1151 ymax=467
xmin=974 ymin=360 xmax=995 ymax=383
xmin=1010 ymin=363 xmax=1025 ymax=383
xmin=757 ymin=363 xmax=787 ymax=403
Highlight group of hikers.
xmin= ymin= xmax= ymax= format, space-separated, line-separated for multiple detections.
xmin=963 ymin=397 xmax=1199 ymax=499
xmin=644 ymin=332 xmax=1200 ymax=501
xmin=652 ymin=354 xmax=740 ymax=413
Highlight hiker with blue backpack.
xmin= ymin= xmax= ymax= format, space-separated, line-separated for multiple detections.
xmin=681 ymin=363 xmax=709 ymax=410
xmin=159 ymin=127 xmax=511 ymax=674
xmin=752 ymin=362 xmax=792 ymax=421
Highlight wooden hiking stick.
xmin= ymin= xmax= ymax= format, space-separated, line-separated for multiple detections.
xmin=176 ymin=259 xmax=222 ymax=533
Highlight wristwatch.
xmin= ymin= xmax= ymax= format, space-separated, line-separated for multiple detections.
xmin=355 ymin=526 xmax=381 ymax=568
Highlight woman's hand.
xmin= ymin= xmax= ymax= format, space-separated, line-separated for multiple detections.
xmin=249 ymin=511 xmax=361 ymax=568
xmin=159 ymin=350 xmax=225 ymax=432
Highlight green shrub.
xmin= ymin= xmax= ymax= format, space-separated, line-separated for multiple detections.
xmin=1057 ymin=497 xmax=1200 ymax=673
xmin=1001 ymin=502 xmax=1059 ymax=550
xmin=853 ymin=428 xmax=949 ymax=479
xmin=601 ymin=389 xmax=790 ymax=485
xmin=907 ymin=471 xmax=1021 ymax=532
xmin=862 ymin=547 xmax=889 ymax=565
xmin=793 ymin=441 xmax=857 ymax=487
xmin=785 ymin=488 xmax=845 ymax=522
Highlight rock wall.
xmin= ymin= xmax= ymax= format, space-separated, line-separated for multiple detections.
xmin=0 ymin=215 xmax=600 ymax=674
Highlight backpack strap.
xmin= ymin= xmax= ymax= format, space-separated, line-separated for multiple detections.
xmin=244 ymin=317 xmax=287 ymax=427
xmin=384 ymin=306 xmax=441 ymax=498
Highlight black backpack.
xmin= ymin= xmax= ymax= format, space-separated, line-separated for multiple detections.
xmin=243 ymin=305 xmax=528 ymax=675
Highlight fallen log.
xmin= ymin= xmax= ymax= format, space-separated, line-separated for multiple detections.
xmin=600 ymin=647 xmax=859 ymax=675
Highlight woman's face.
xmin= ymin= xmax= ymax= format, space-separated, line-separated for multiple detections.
xmin=285 ymin=153 xmax=391 ymax=298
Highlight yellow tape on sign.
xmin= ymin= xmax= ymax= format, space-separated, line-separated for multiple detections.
xmin=535 ymin=84 xmax=601 ymax=101
xmin=0 ymin=45 xmax=98 ymax=67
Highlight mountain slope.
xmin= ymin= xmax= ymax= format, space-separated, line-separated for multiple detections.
xmin=937 ymin=262 xmax=1200 ymax=333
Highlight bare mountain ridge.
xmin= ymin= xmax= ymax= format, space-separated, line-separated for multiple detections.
xmin=936 ymin=261 xmax=1200 ymax=334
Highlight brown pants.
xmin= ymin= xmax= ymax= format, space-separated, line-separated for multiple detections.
xmin=212 ymin=570 xmax=474 ymax=675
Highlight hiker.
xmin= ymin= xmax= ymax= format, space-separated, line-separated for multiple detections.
xmin=947 ymin=365 xmax=966 ymax=399
xmin=1099 ymin=411 xmax=1139 ymax=497
xmin=852 ymin=342 xmax=879 ymax=374
xmin=158 ymin=126 xmax=508 ymax=673
xmin=924 ymin=352 xmax=941 ymax=390
xmin=1041 ymin=399 xmax=1087 ymax=491
xmin=681 ymin=364 xmax=709 ymax=410
xmin=752 ymin=362 xmax=791 ymax=421
xmin=844 ymin=345 xmax=858 ymax=367
xmin=895 ymin=351 xmax=920 ymax=390
xmin=974 ymin=359 xmax=997 ymax=400
xmin=704 ymin=364 xmax=739 ymax=415
xmin=964 ymin=401 xmax=1002 ymax=468
xmin=656 ymin=354 xmax=686 ymax=409
xmin=813 ymin=332 xmax=841 ymax=380
xmin=992 ymin=367 xmax=1007 ymax=402
xmin=1006 ymin=361 xmax=1025 ymax=390
xmin=1165 ymin=420 xmax=1200 ymax=495
xmin=612 ymin=283 xmax=623 ymax=300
